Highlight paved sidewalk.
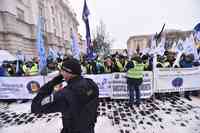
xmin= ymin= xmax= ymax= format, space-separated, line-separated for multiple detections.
xmin=0 ymin=96 xmax=200 ymax=133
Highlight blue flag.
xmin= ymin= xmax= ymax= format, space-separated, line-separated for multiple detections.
xmin=36 ymin=16 xmax=47 ymax=73
xmin=82 ymin=0 xmax=90 ymax=22
xmin=82 ymin=0 xmax=95 ymax=59
xmin=71 ymin=30 xmax=80 ymax=60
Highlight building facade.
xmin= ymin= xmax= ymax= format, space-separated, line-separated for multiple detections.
xmin=77 ymin=33 xmax=87 ymax=55
xmin=0 ymin=0 xmax=78 ymax=60
xmin=111 ymin=49 xmax=126 ymax=55
xmin=127 ymin=35 xmax=149 ymax=55
xmin=127 ymin=30 xmax=192 ymax=56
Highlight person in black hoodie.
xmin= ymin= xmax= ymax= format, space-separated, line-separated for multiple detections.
xmin=31 ymin=58 xmax=99 ymax=133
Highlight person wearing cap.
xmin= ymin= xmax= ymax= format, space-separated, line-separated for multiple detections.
xmin=31 ymin=58 xmax=99 ymax=133
xmin=125 ymin=56 xmax=145 ymax=108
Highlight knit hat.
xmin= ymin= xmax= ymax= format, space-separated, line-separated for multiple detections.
xmin=61 ymin=58 xmax=82 ymax=75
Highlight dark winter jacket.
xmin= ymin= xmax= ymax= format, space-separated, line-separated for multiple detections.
xmin=31 ymin=75 xmax=99 ymax=133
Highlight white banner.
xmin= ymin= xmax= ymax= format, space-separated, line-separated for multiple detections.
xmin=111 ymin=72 xmax=153 ymax=99
xmin=155 ymin=67 xmax=200 ymax=92
xmin=2 ymin=67 xmax=200 ymax=99
xmin=84 ymin=74 xmax=112 ymax=98
xmin=0 ymin=76 xmax=45 ymax=99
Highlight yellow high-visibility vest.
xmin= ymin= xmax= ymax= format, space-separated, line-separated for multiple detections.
xmin=29 ymin=63 xmax=38 ymax=76
xmin=127 ymin=61 xmax=145 ymax=79
xmin=116 ymin=61 xmax=124 ymax=72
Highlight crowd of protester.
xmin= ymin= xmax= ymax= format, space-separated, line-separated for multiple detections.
xmin=0 ymin=50 xmax=200 ymax=77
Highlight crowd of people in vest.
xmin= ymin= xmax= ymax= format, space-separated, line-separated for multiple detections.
xmin=0 ymin=57 xmax=62 ymax=76
xmin=0 ymin=50 xmax=199 ymax=76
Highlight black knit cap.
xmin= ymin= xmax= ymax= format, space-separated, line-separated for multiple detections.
xmin=61 ymin=58 xmax=82 ymax=75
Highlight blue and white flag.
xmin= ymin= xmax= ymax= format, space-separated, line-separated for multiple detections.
xmin=71 ymin=30 xmax=80 ymax=60
xmin=156 ymin=37 xmax=166 ymax=56
xmin=183 ymin=36 xmax=194 ymax=55
xmin=48 ymin=47 xmax=58 ymax=61
xmin=47 ymin=47 xmax=54 ymax=59
xmin=149 ymin=35 xmax=156 ymax=55
xmin=175 ymin=39 xmax=184 ymax=53
xmin=173 ymin=39 xmax=184 ymax=67
xmin=36 ymin=16 xmax=47 ymax=73
xmin=141 ymin=48 xmax=150 ymax=55
xmin=194 ymin=23 xmax=200 ymax=41
xmin=186 ymin=34 xmax=199 ymax=60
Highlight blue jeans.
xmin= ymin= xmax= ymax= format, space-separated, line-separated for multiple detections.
xmin=127 ymin=78 xmax=143 ymax=106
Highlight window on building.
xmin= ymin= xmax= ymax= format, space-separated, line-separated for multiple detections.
xmin=18 ymin=0 xmax=29 ymax=6
xmin=64 ymin=14 xmax=67 ymax=20
xmin=54 ymin=28 xmax=57 ymax=36
xmin=39 ymin=6 xmax=44 ymax=17
xmin=17 ymin=8 xmax=25 ymax=21
xmin=51 ymin=6 xmax=54 ymax=15
xmin=39 ymin=1 xmax=44 ymax=17
xmin=40 ymin=19 xmax=45 ymax=33
xmin=44 ymin=20 xmax=47 ymax=33
xmin=53 ymin=18 xmax=56 ymax=26
xmin=18 ymin=0 xmax=23 ymax=3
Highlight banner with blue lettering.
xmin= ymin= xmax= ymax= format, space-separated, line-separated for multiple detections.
xmin=111 ymin=72 xmax=153 ymax=99
xmin=155 ymin=67 xmax=200 ymax=92
xmin=84 ymin=74 xmax=112 ymax=98
xmin=0 ymin=76 xmax=44 ymax=99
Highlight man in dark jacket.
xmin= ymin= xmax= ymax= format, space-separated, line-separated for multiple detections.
xmin=31 ymin=58 xmax=99 ymax=133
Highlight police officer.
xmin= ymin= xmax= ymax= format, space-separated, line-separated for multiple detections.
xmin=125 ymin=56 xmax=145 ymax=108
xmin=31 ymin=58 xmax=99 ymax=133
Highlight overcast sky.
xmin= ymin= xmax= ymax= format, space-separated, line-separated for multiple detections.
xmin=68 ymin=0 xmax=200 ymax=49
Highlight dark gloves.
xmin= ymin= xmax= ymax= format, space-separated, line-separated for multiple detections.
xmin=38 ymin=75 xmax=63 ymax=95
xmin=51 ymin=74 xmax=64 ymax=86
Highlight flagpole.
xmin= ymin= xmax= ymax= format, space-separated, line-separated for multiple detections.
xmin=152 ymin=24 xmax=165 ymax=101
